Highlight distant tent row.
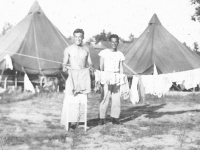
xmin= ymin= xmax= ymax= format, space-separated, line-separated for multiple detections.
xmin=0 ymin=1 xmax=199 ymax=76
xmin=92 ymin=41 xmax=133 ymax=52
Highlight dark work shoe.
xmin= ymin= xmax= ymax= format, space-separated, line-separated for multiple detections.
xmin=98 ymin=119 xmax=106 ymax=125
xmin=69 ymin=123 xmax=77 ymax=130
xmin=112 ymin=118 xmax=122 ymax=125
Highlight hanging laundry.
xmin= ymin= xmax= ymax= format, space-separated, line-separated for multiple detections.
xmin=153 ymin=63 xmax=158 ymax=75
xmin=138 ymin=76 xmax=145 ymax=102
xmin=94 ymin=70 xmax=126 ymax=86
xmin=184 ymin=68 xmax=200 ymax=90
xmin=130 ymin=76 xmax=139 ymax=105
xmin=141 ymin=74 xmax=172 ymax=97
xmin=66 ymin=68 xmax=91 ymax=95
xmin=24 ymin=74 xmax=35 ymax=93
xmin=3 ymin=54 xmax=13 ymax=70
xmin=120 ymin=76 xmax=130 ymax=100
xmin=94 ymin=70 xmax=102 ymax=92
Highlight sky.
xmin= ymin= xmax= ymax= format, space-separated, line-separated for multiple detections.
xmin=0 ymin=0 xmax=199 ymax=48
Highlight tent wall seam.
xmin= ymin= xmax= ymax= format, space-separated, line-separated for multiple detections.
xmin=156 ymin=26 xmax=171 ymax=73
xmin=150 ymin=24 xmax=155 ymax=66
xmin=143 ymin=24 xmax=155 ymax=74
xmin=33 ymin=17 xmax=42 ymax=75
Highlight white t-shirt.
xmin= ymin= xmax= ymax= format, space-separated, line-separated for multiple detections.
xmin=98 ymin=49 xmax=125 ymax=72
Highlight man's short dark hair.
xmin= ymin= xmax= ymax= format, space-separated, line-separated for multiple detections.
xmin=73 ymin=29 xmax=84 ymax=36
xmin=109 ymin=34 xmax=119 ymax=42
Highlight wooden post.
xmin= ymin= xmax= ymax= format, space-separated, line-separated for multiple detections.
xmin=15 ymin=71 xmax=17 ymax=88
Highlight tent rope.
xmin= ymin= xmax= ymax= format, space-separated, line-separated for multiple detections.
xmin=123 ymin=63 xmax=138 ymax=75
xmin=0 ymin=49 xmax=63 ymax=64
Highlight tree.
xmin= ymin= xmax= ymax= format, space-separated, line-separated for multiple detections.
xmin=106 ymin=31 xmax=112 ymax=41
xmin=183 ymin=42 xmax=192 ymax=50
xmin=193 ymin=42 xmax=199 ymax=51
xmin=0 ymin=22 xmax=12 ymax=36
xmin=92 ymin=30 xmax=135 ymax=43
xmin=129 ymin=33 xmax=134 ymax=41
xmin=191 ymin=0 xmax=200 ymax=21
xmin=120 ymin=33 xmax=135 ymax=43
xmin=93 ymin=30 xmax=111 ymax=43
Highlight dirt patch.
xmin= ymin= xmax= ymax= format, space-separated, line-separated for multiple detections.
xmin=0 ymin=92 xmax=200 ymax=150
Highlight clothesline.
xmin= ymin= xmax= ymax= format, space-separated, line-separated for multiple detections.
xmin=95 ymin=68 xmax=200 ymax=102
xmin=0 ymin=49 xmax=64 ymax=65
xmin=0 ymin=49 xmax=140 ymax=75
xmin=1 ymin=49 xmax=200 ymax=80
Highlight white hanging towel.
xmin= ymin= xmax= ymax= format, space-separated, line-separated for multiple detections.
xmin=24 ymin=74 xmax=35 ymax=93
xmin=130 ymin=76 xmax=139 ymax=105
xmin=153 ymin=63 xmax=158 ymax=75
xmin=3 ymin=54 xmax=13 ymax=70
xmin=120 ymin=76 xmax=130 ymax=100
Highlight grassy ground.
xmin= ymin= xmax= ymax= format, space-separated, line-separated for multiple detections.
xmin=0 ymin=90 xmax=200 ymax=150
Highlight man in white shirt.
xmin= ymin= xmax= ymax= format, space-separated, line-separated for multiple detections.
xmin=98 ymin=34 xmax=125 ymax=125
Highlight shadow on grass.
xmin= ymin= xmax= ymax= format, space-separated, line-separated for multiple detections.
xmin=145 ymin=109 xmax=200 ymax=118
xmin=147 ymin=94 xmax=200 ymax=104
xmin=87 ymin=118 xmax=99 ymax=127
xmin=88 ymin=102 xmax=200 ymax=127
xmin=120 ymin=104 xmax=166 ymax=123
xmin=120 ymin=104 xmax=200 ymax=123
xmin=119 ymin=94 xmax=200 ymax=123
xmin=87 ymin=104 xmax=166 ymax=127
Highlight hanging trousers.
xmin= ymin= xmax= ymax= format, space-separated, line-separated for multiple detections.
xmin=99 ymin=83 xmax=120 ymax=119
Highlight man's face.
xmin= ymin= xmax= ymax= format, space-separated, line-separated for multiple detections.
xmin=74 ymin=32 xmax=84 ymax=46
xmin=110 ymin=38 xmax=119 ymax=50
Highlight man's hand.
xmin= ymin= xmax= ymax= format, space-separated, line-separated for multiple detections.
xmin=89 ymin=66 xmax=95 ymax=72
xmin=89 ymin=66 xmax=95 ymax=79
xmin=62 ymin=64 xmax=70 ymax=72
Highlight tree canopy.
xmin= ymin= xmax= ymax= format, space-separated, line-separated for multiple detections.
xmin=191 ymin=0 xmax=200 ymax=21
xmin=0 ymin=22 xmax=12 ymax=37
xmin=193 ymin=42 xmax=199 ymax=51
xmin=92 ymin=30 xmax=135 ymax=44
xmin=93 ymin=30 xmax=111 ymax=43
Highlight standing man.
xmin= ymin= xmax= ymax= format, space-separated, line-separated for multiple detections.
xmin=62 ymin=29 xmax=93 ymax=72
xmin=98 ymin=34 xmax=125 ymax=125
xmin=61 ymin=29 xmax=94 ymax=130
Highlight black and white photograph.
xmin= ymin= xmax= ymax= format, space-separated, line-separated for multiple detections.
xmin=0 ymin=0 xmax=200 ymax=149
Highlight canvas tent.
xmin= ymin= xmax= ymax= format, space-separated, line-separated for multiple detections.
xmin=0 ymin=1 xmax=70 ymax=75
xmin=123 ymin=14 xmax=200 ymax=75
xmin=87 ymin=46 xmax=101 ymax=69
xmin=92 ymin=41 xmax=109 ymax=50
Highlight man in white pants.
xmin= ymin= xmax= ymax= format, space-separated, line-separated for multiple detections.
xmin=98 ymin=34 xmax=125 ymax=125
